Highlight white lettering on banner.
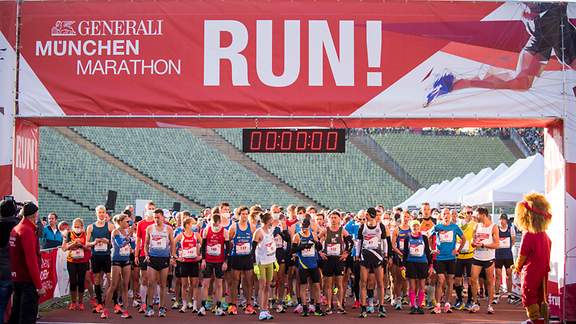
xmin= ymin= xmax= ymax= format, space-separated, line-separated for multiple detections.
xmin=35 ymin=40 xmax=139 ymax=57
xmin=15 ymin=135 xmax=37 ymax=171
xmin=76 ymin=59 xmax=181 ymax=75
xmin=309 ymin=20 xmax=354 ymax=86
xmin=204 ymin=20 xmax=250 ymax=86
xmin=76 ymin=20 xmax=163 ymax=36
xmin=256 ymin=20 xmax=300 ymax=87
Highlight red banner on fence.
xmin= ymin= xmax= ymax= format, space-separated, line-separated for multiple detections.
xmin=39 ymin=248 xmax=58 ymax=304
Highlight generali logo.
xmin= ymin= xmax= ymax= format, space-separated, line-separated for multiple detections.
xmin=50 ymin=21 xmax=76 ymax=36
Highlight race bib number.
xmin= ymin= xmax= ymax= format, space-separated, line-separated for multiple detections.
xmin=151 ymin=238 xmax=167 ymax=249
xmin=364 ymin=236 xmax=380 ymax=249
xmin=301 ymin=245 xmax=315 ymax=257
xmin=236 ymin=242 xmax=250 ymax=255
xmin=265 ymin=241 xmax=276 ymax=256
xmin=439 ymin=231 xmax=454 ymax=243
xmin=398 ymin=238 xmax=405 ymax=249
xmin=460 ymin=240 xmax=470 ymax=253
xmin=409 ymin=244 xmax=424 ymax=257
xmin=499 ymin=237 xmax=511 ymax=249
xmin=207 ymin=244 xmax=221 ymax=256
xmin=95 ymin=242 xmax=108 ymax=252
xmin=71 ymin=249 xmax=84 ymax=259
xmin=181 ymin=248 xmax=197 ymax=259
xmin=327 ymin=243 xmax=341 ymax=256
xmin=119 ymin=245 xmax=131 ymax=256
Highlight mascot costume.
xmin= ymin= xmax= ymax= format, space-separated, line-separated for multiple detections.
xmin=514 ymin=192 xmax=552 ymax=324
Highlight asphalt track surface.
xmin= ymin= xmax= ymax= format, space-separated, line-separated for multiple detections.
xmin=39 ymin=301 xmax=527 ymax=324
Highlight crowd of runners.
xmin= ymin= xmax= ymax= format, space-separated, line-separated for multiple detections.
xmin=56 ymin=201 xmax=521 ymax=321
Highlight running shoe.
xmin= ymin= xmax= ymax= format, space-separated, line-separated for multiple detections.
xmin=325 ymin=307 xmax=333 ymax=315
xmin=453 ymin=300 xmax=463 ymax=310
xmin=180 ymin=304 xmax=187 ymax=313
xmin=402 ymin=296 xmax=409 ymax=305
xmin=366 ymin=305 xmax=374 ymax=313
xmin=100 ymin=309 xmax=109 ymax=319
xmin=245 ymin=304 xmax=257 ymax=315
xmin=378 ymin=306 xmax=387 ymax=318
xmin=275 ymin=303 xmax=285 ymax=313
xmin=205 ymin=300 xmax=213 ymax=310
xmin=187 ymin=302 xmax=194 ymax=310
xmin=145 ymin=305 xmax=154 ymax=317
xmin=215 ymin=307 xmax=226 ymax=316
xmin=469 ymin=303 xmax=480 ymax=313
xmin=77 ymin=303 xmax=85 ymax=311
xmin=68 ymin=302 xmax=77 ymax=311
xmin=352 ymin=300 xmax=360 ymax=309
xmin=227 ymin=304 xmax=237 ymax=315
xmin=337 ymin=307 xmax=347 ymax=314
xmin=394 ymin=302 xmax=402 ymax=311
xmin=314 ymin=308 xmax=326 ymax=316
xmin=302 ymin=307 xmax=309 ymax=317
xmin=90 ymin=298 xmax=98 ymax=309
xmin=464 ymin=301 xmax=473 ymax=311
xmin=359 ymin=310 xmax=367 ymax=318
xmin=197 ymin=306 xmax=206 ymax=316
xmin=259 ymin=311 xmax=268 ymax=321
xmin=113 ymin=304 xmax=123 ymax=314
xmin=416 ymin=307 xmax=425 ymax=315
xmin=444 ymin=303 xmax=453 ymax=313
xmin=431 ymin=303 xmax=441 ymax=314
xmin=293 ymin=304 xmax=304 ymax=314
xmin=158 ymin=306 xmax=167 ymax=317
xmin=265 ymin=310 xmax=274 ymax=320
xmin=93 ymin=304 xmax=104 ymax=314
xmin=487 ymin=305 xmax=495 ymax=314
xmin=492 ymin=298 xmax=499 ymax=304
xmin=121 ymin=310 xmax=132 ymax=319
xmin=171 ymin=301 xmax=180 ymax=309
xmin=138 ymin=304 xmax=146 ymax=314
xmin=320 ymin=295 xmax=327 ymax=306
xmin=153 ymin=296 xmax=160 ymax=305
xmin=409 ymin=306 xmax=417 ymax=314
xmin=424 ymin=72 xmax=455 ymax=107
xmin=132 ymin=299 xmax=141 ymax=308
xmin=308 ymin=304 xmax=316 ymax=313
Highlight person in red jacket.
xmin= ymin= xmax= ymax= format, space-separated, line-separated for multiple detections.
xmin=9 ymin=202 xmax=46 ymax=324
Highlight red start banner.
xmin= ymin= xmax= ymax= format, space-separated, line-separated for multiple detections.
xmin=16 ymin=1 xmax=575 ymax=121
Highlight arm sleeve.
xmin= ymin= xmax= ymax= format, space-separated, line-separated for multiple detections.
xmin=344 ymin=235 xmax=353 ymax=253
xmin=281 ymin=230 xmax=291 ymax=244
xmin=401 ymin=237 xmax=409 ymax=267
xmin=200 ymin=239 xmax=207 ymax=259
xmin=357 ymin=225 xmax=364 ymax=252
xmin=251 ymin=241 xmax=258 ymax=264
xmin=386 ymin=236 xmax=393 ymax=257
xmin=24 ymin=230 xmax=42 ymax=289
xmin=223 ymin=240 xmax=231 ymax=259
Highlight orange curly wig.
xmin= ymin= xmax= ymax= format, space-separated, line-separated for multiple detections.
xmin=514 ymin=192 xmax=552 ymax=233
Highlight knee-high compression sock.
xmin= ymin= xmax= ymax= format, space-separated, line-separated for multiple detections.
xmin=113 ymin=291 xmax=118 ymax=305
xmin=367 ymin=289 xmax=374 ymax=299
xmin=467 ymin=284 xmax=473 ymax=303
xmin=409 ymin=289 xmax=416 ymax=307
xmin=140 ymin=284 xmax=147 ymax=305
xmin=95 ymin=285 xmax=103 ymax=304
xmin=167 ymin=274 xmax=173 ymax=290
xmin=455 ymin=285 xmax=464 ymax=302
xmin=417 ymin=291 xmax=425 ymax=307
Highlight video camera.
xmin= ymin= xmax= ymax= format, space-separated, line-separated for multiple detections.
xmin=2 ymin=195 xmax=24 ymax=218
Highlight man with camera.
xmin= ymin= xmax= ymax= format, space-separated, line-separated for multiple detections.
xmin=9 ymin=201 xmax=46 ymax=324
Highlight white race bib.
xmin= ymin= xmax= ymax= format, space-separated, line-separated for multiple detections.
xmin=95 ymin=242 xmax=108 ymax=252
xmin=499 ymin=237 xmax=511 ymax=249
xmin=70 ymin=249 xmax=84 ymax=259
xmin=265 ymin=241 xmax=276 ymax=256
xmin=327 ymin=243 xmax=341 ymax=256
xmin=119 ymin=245 xmax=131 ymax=256
xmin=151 ymin=238 xmax=167 ymax=249
xmin=460 ymin=240 xmax=470 ymax=253
xmin=236 ymin=242 xmax=251 ymax=255
xmin=181 ymin=248 xmax=197 ymax=259
xmin=301 ymin=245 xmax=315 ymax=257
xmin=364 ymin=236 xmax=380 ymax=249
xmin=439 ymin=231 xmax=454 ymax=243
xmin=398 ymin=238 xmax=405 ymax=249
xmin=207 ymin=244 xmax=221 ymax=256
xmin=409 ymin=243 xmax=424 ymax=257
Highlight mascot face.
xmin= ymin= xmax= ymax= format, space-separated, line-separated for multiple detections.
xmin=514 ymin=192 xmax=552 ymax=233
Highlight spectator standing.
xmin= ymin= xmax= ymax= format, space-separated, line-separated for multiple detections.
xmin=0 ymin=200 xmax=19 ymax=324
xmin=9 ymin=202 xmax=45 ymax=324
xmin=42 ymin=213 xmax=62 ymax=249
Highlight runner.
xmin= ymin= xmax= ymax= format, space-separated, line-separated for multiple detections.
xmin=419 ymin=202 xmax=437 ymax=309
xmin=319 ymin=210 xmax=352 ymax=314
xmin=454 ymin=206 xmax=476 ymax=310
xmin=86 ymin=205 xmax=115 ymax=313
xmin=401 ymin=220 xmax=433 ymax=315
xmin=199 ymin=213 xmax=230 ymax=316
xmin=253 ymin=212 xmax=279 ymax=321
xmin=143 ymin=208 xmax=176 ymax=317
xmin=101 ymin=214 xmax=134 ymax=319
xmin=344 ymin=210 xmax=364 ymax=309
xmin=271 ymin=206 xmax=290 ymax=313
xmin=134 ymin=201 xmax=157 ymax=313
xmin=174 ymin=217 xmax=202 ymax=313
xmin=292 ymin=214 xmax=324 ymax=317
xmin=63 ymin=218 xmax=91 ymax=311
xmin=288 ymin=206 xmax=306 ymax=312
xmin=228 ymin=206 xmax=256 ymax=315
xmin=357 ymin=207 xmax=391 ymax=318
xmin=469 ymin=207 xmax=500 ymax=314
xmin=495 ymin=214 xmax=515 ymax=303
xmin=430 ymin=208 xmax=465 ymax=314
xmin=391 ymin=210 xmax=411 ymax=310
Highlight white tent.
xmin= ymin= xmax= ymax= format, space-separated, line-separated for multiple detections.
xmin=462 ymin=154 xmax=544 ymax=207
xmin=429 ymin=176 xmax=463 ymax=207
xmin=458 ymin=164 xmax=508 ymax=204
xmin=411 ymin=180 xmax=450 ymax=208
xmin=433 ymin=172 xmax=475 ymax=206
xmin=399 ymin=188 xmax=426 ymax=209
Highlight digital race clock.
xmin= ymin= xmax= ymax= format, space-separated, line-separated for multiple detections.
xmin=242 ymin=129 xmax=346 ymax=153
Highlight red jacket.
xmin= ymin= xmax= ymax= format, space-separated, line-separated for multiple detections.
xmin=9 ymin=218 xmax=42 ymax=289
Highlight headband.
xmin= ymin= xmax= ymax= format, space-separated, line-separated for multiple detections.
xmin=521 ymin=201 xmax=551 ymax=220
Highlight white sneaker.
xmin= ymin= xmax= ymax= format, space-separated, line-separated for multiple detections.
xmin=265 ymin=311 xmax=274 ymax=320
xmin=180 ymin=304 xmax=187 ymax=313
xmin=259 ymin=311 xmax=268 ymax=321
xmin=294 ymin=304 xmax=304 ymax=314
xmin=132 ymin=300 xmax=140 ymax=308
xmin=487 ymin=305 xmax=495 ymax=314
xmin=215 ymin=307 xmax=226 ymax=316
xmin=469 ymin=304 xmax=480 ymax=313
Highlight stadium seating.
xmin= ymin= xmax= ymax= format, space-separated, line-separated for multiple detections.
xmin=371 ymin=133 xmax=517 ymax=187
xmin=39 ymin=128 xmax=196 ymax=221
xmin=215 ymin=129 xmax=412 ymax=211
xmin=38 ymin=186 xmax=93 ymax=223
xmin=70 ymin=127 xmax=307 ymax=209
